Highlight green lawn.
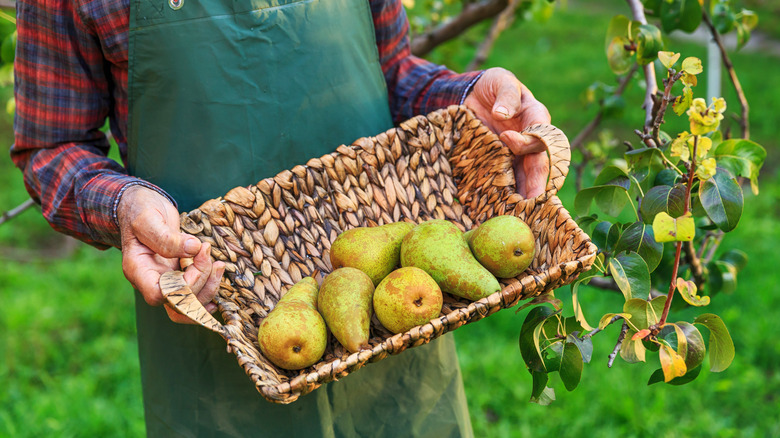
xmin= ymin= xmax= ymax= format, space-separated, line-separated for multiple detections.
xmin=2 ymin=2 xmax=779 ymax=437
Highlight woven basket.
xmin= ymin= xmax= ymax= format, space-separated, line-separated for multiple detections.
xmin=159 ymin=105 xmax=598 ymax=404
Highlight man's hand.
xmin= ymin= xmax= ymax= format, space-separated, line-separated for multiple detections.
xmin=117 ymin=185 xmax=225 ymax=324
xmin=464 ymin=67 xmax=553 ymax=198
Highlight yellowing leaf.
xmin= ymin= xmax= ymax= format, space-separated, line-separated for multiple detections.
xmin=681 ymin=72 xmax=697 ymax=87
xmin=673 ymin=86 xmax=693 ymax=116
xmin=693 ymin=136 xmax=713 ymax=159
xmin=670 ymin=132 xmax=691 ymax=161
xmin=682 ymin=57 xmax=703 ymax=75
xmin=658 ymin=51 xmax=680 ymax=69
xmin=696 ymin=157 xmax=717 ymax=180
xmin=676 ymin=277 xmax=711 ymax=306
xmin=653 ymin=211 xmax=696 ymax=243
xmin=632 ymin=328 xmax=652 ymax=340
xmin=712 ymin=97 xmax=727 ymax=113
xmin=659 ymin=342 xmax=688 ymax=382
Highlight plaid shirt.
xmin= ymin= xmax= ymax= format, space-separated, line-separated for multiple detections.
xmin=11 ymin=0 xmax=481 ymax=249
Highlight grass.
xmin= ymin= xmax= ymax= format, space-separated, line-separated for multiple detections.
xmin=2 ymin=2 xmax=779 ymax=437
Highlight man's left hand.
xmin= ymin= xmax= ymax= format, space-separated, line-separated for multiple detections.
xmin=464 ymin=67 xmax=552 ymax=198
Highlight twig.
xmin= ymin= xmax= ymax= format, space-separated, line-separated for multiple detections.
xmin=625 ymin=0 xmax=658 ymax=128
xmin=0 ymin=198 xmax=36 ymax=226
xmin=608 ymin=321 xmax=630 ymax=368
xmin=583 ymin=315 xmax=624 ymax=339
xmin=588 ymin=277 xmax=622 ymax=293
xmin=701 ymin=12 xmax=750 ymax=139
xmin=685 ymin=239 xmax=704 ymax=287
xmin=410 ymin=0 xmax=509 ymax=57
xmin=466 ymin=0 xmax=519 ymax=71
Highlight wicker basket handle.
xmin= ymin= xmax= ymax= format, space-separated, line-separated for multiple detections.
xmin=159 ymin=270 xmax=227 ymax=337
xmin=521 ymin=123 xmax=571 ymax=199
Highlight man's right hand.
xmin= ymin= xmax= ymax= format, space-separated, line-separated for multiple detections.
xmin=117 ymin=185 xmax=225 ymax=324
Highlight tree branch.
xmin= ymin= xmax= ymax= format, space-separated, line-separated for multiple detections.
xmin=0 ymin=198 xmax=36 ymax=226
xmin=685 ymin=239 xmax=704 ymax=287
xmin=466 ymin=0 xmax=519 ymax=71
xmin=608 ymin=321 xmax=629 ymax=368
xmin=410 ymin=0 xmax=509 ymax=57
xmin=701 ymin=11 xmax=750 ymax=139
xmin=625 ymin=0 xmax=658 ymax=128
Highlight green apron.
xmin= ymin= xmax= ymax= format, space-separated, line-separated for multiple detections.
xmin=126 ymin=0 xmax=473 ymax=436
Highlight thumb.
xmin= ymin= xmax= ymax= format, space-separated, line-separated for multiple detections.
xmin=491 ymin=80 xmax=523 ymax=121
xmin=133 ymin=210 xmax=201 ymax=258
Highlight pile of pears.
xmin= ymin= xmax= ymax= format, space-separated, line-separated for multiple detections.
xmin=257 ymin=215 xmax=536 ymax=370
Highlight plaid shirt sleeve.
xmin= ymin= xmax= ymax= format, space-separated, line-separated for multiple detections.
xmin=10 ymin=0 xmax=173 ymax=249
xmin=370 ymin=0 xmax=483 ymax=123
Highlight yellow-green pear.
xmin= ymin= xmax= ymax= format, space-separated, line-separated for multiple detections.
xmin=318 ymin=267 xmax=375 ymax=353
xmin=257 ymin=277 xmax=327 ymax=370
xmin=329 ymin=222 xmax=414 ymax=286
xmin=373 ymin=267 xmax=443 ymax=334
xmin=466 ymin=215 xmax=536 ymax=278
xmin=401 ymin=219 xmax=500 ymax=301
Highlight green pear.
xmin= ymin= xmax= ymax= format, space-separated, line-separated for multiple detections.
xmin=373 ymin=267 xmax=443 ymax=334
xmin=257 ymin=277 xmax=327 ymax=370
xmin=329 ymin=222 xmax=414 ymax=286
xmin=318 ymin=267 xmax=375 ymax=353
xmin=400 ymin=219 xmax=500 ymax=301
xmin=466 ymin=215 xmax=536 ymax=278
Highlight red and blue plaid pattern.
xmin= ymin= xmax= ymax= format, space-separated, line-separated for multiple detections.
xmin=11 ymin=0 xmax=481 ymax=249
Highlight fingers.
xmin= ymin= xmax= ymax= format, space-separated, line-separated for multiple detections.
xmin=514 ymin=152 xmax=550 ymax=198
xmin=132 ymin=209 xmax=201 ymax=259
xmin=500 ymin=131 xmax=547 ymax=156
xmin=492 ymin=76 xmax=523 ymax=121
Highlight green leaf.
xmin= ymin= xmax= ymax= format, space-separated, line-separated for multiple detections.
xmin=655 ymin=168 xmax=682 ymax=187
xmin=661 ymin=0 xmax=703 ymax=33
xmin=621 ymin=331 xmax=647 ymax=363
xmin=735 ymin=10 xmax=758 ymax=50
xmin=519 ymin=306 xmax=556 ymax=373
xmin=625 ymin=147 xmax=664 ymax=184
xmin=676 ymin=277 xmax=710 ymax=307
xmin=607 ymin=36 xmax=634 ymax=75
xmin=605 ymin=15 xmax=631 ymax=51
xmin=652 ymin=211 xmax=696 ymax=242
xmin=711 ymin=139 xmax=766 ymax=195
xmin=609 ymin=252 xmax=651 ymax=300
xmin=529 ymin=371 xmax=556 ymax=405
xmin=659 ymin=342 xmax=688 ymax=382
xmin=699 ymin=168 xmax=743 ymax=232
xmin=649 ymin=296 xmax=667 ymax=327
xmin=673 ymin=86 xmax=694 ymax=115
xmin=575 ymin=185 xmax=629 ymax=217
xmin=720 ymin=249 xmax=748 ymax=272
xmin=559 ymin=342 xmax=584 ymax=391
xmin=567 ymin=333 xmax=593 ymax=364
xmin=707 ymin=260 xmax=737 ymax=295
xmin=711 ymin=2 xmax=736 ymax=34
xmin=594 ymin=165 xmax=630 ymax=186
xmin=636 ymin=24 xmax=664 ymax=65
xmin=623 ymin=296 xmax=666 ymax=330
xmin=694 ymin=313 xmax=735 ymax=372
xmin=614 ymin=221 xmax=664 ymax=272
xmin=640 ymin=184 xmax=687 ymax=224
xmin=675 ymin=321 xmax=706 ymax=370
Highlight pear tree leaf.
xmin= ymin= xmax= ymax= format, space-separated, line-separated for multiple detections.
xmin=598 ymin=313 xmax=631 ymax=330
xmin=632 ymin=328 xmax=652 ymax=341
xmin=567 ymin=333 xmax=593 ymax=364
xmin=711 ymin=139 xmax=766 ymax=195
xmin=648 ymin=364 xmax=702 ymax=386
xmin=530 ymin=371 xmax=556 ymax=405
xmin=605 ymin=15 xmax=635 ymax=74
xmin=575 ymin=185 xmax=630 ymax=217
xmin=700 ymin=168 xmax=743 ymax=232
xmin=594 ymin=165 xmax=630 ymax=186
xmin=559 ymin=342 xmax=584 ymax=391
xmin=720 ymin=249 xmax=748 ymax=272
xmin=640 ymin=184 xmax=687 ymax=224
xmin=571 ymin=277 xmax=596 ymax=332
xmin=623 ymin=298 xmax=650 ymax=330
xmin=711 ymin=2 xmax=736 ymax=34
xmin=519 ymin=306 xmax=556 ymax=373
xmin=652 ymin=211 xmax=696 ymax=242
xmin=609 ymin=252 xmax=651 ymax=300
xmin=707 ymin=260 xmax=737 ymax=295
xmin=659 ymin=342 xmax=688 ymax=382
xmin=681 ymin=57 xmax=703 ymax=75
xmin=657 ymin=51 xmax=680 ymax=69
xmin=675 ymin=321 xmax=707 ymax=370
xmin=674 ymin=85 xmax=694 ymax=115
xmin=621 ymin=331 xmax=647 ymax=363
xmin=661 ymin=0 xmax=703 ymax=33
xmin=694 ymin=313 xmax=735 ymax=372
xmin=676 ymin=277 xmax=710 ymax=306
xmin=648 ymin=296 xmax=667 ymax=327
xmin=636 ymin=24 xmax=664 ymax=65
xmin=614 ymin=221 xmax=664 ymax=272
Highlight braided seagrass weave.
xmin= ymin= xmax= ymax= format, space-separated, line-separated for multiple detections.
xmin=160 ymin=105 xmax=598 ymax=404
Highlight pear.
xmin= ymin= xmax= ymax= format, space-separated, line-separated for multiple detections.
xmin=466 ymin=215 xmax=536 ymax=278
xmin=257 ymin=277 xmax=327 ymax=370
xmin=401 ymin=219 xmax=500 ymax=301
xmin=373 ymin=267 xmax=443 ymax=334
xmin=329 ymin=221 xmax=414 ymax=286
xmin=318 ymin=267 xmax=375 ymax=353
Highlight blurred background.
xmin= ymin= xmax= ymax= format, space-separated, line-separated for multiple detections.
xmin=1 ymin=0 xmax=778 ymax=436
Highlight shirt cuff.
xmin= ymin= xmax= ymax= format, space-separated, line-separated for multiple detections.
xmin=78 ymin=174 xmax=177 ymax=248
xmin=420 ymin=70 xmax=484 ymax=114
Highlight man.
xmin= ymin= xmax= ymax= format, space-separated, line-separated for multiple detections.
xmin=12 ymin=0 xmax=551 ymax=436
